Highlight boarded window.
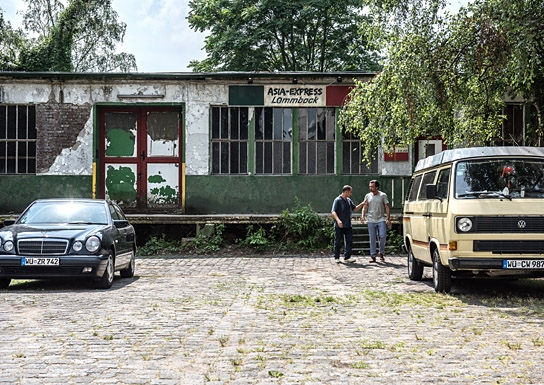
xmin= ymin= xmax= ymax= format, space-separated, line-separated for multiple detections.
xmin=0 ymin=105 xmax=36 ymax=174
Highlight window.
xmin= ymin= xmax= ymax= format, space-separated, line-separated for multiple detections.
xmin=501 ymin=104 xmax=524 ymax=146
xmin=298 ymin=108 xmax=335 ymax=174
xmin=255 ymin=107 xmax=292 ymax=174
xmin=0 ymin=105 xmax=36 ymax=174
xmin=407 ymin=174 xmax=423 ymax=201
xmin=436 ymin=168 xmax=450 ymax=199
xmin=211 ymin=106 xmax=249 ymax=174
xmin=342 ymin=132 xmax=378 ymax=174
xmin=418 ymin=171 xmax=437 ymax=200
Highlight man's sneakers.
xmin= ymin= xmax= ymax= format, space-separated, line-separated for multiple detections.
xmin=334 ymin=257 xmax=356 ymax=264
xmin=368 ymin=257 xmax=377 ymax=263
xmin=378 ymin=253 xmax=386 ymax=262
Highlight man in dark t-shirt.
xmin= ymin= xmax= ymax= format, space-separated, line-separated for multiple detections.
xmin=331 ymin=185 xmax=364 ymax=263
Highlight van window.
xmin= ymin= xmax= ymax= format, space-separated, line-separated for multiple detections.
xmin=436 ymin=168 xmax=450 ymax=199
xmin=418 ymin=171 xmax=437 ymax=200
xmin=455 ymin=159 xmax=544 ymax=198
xmin=407 ymin=174 xmax=423 ymax=201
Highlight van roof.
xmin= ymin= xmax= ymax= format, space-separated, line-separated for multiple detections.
xmin=414 ymin=146 xmax=544 ymax=172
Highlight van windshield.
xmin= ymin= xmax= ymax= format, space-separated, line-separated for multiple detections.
xmin=455 ymin=159 xmax=544 ymax=199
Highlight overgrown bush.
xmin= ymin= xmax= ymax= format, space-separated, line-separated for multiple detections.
xmin=138 ymin=224 xmax=226 ymax=255
xmin=236 ymin=225 xmax=270 ymax=251
xmin=270 ymin=197 xmax=332 ymax=251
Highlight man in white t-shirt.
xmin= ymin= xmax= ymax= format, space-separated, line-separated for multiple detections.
xmin=361 ymin=180 xmax=391 ymax=263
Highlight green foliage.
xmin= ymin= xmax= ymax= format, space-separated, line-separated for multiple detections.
xmin=137 ymin=235 xmax=183 ymax=256
xmin=387 ymin=228 xmax=403 ymax=254
xmin=138 ymin=224 xmax=226 ymax=255
xmin=271 ymin=197 xmax=332 ymax=251
xmin=340 ymin=0 xmax=544 ymax=163
xmin=0 ymin=0 xmax=136 ymax=72
xmin=189 ymin=224 xmax=226 ymax=253
xmin=187 ymin=0 xmax=382 ymax=72
xmin=237 ymin=225 xmax=270 ymax=251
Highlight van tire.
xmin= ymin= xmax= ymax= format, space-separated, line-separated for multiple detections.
xmin=432 ymin=249 xmax=452 ymax=293
xmin=407 ymin=246 xmax=424 ymax=281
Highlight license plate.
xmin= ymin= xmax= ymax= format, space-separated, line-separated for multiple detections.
xmin=21 ymin=257 xmax=60 ymax=266
xmin=503 ymin=259 xmax=544 ymax=269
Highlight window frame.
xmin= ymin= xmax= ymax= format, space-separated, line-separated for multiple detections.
xmin=0 ymin=104 xmax=37 ymax=174
xmin=210 ymin=106 xmax=249 ymax=175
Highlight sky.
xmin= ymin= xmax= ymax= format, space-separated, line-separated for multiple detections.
xmin=1 ymin=0 xmax=468 ymax=73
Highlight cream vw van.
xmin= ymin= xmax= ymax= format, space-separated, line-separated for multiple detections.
xmin=403 ymin=146 xmax=544 ymax=293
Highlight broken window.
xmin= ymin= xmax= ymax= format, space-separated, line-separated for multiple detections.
xmin=255 ymin=107 xmax=292 ymax=174
xmin=0 ymin=105 xmax=36 ymax=174
xmin=298 ymin=108 xmax=335 ymax=174
xmin=341 ymin=132 xmax=378 ymax=175
xmin=211 ymin=106 xmax=249 ymax=174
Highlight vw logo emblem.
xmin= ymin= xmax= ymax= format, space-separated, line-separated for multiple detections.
xmin=518 ymin=220 xmax=527 ymax=229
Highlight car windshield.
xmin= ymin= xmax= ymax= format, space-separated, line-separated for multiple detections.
xmin=455 ymin=159 xmax=544 ymax=199
xmin=17 ymin=201 xmax=109 ymax=225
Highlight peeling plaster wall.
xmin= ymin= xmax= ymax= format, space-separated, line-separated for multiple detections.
xmin=0 ymin=79 xmax=231 ymax=177
xmin=47 ymin=113 xmax=94 ymax=175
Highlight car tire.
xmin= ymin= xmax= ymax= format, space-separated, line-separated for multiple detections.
xmin=94 ymin=253 xmax=114 ymax=289
xmin=407 ymin=245 xmax=424 ymax=281
xmin=0 ymin=278 xmax=11 ymax=289
xmin=120 ymin=249 xmax=135 ymax=278
xmin=432 ymin=248 xmax=452 ymax=293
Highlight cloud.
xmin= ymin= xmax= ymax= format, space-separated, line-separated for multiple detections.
xmin=112 ymin=0 xmax=207 ymax=72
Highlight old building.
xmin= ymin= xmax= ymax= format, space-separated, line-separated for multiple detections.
xmin=0 ymin=71 xmax=425 ymax=215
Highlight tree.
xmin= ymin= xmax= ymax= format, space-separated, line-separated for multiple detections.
xmin=340 ymin=0 xmax=544 ymax=163
xmin=187 ymin=0 xmax=382 ymax=72
xmin=0 ymin=12 xmax=25 ymax=71
xmin=0 ymin=0 xmax=136 ymax=72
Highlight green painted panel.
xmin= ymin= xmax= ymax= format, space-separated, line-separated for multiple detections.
xmin=184 ymin=175 xmax=407 ymax=215
xmin=105 ymin=165 xmax=137 ymax=205
xmin=229 ymin=85 xmax=264 ymax=106
xmin=105 ymin=128 xmax=136 ymax=157
xmin=0 ymin=175 xmax=91 ymax=213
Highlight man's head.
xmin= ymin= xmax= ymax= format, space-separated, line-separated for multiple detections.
xmin=342 ymin=185 xmax=353 ymax=197
xmin=369 ymin=180 xmax=380 ymax=194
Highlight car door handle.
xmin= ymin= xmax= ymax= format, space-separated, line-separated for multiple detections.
xmin=422 ymin=214 xmax=432 ymax=218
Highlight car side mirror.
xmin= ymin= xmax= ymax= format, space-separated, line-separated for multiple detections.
xmin=3 ymin=219 xmax=15 ymax=227
xmin=113 ymin=219 xmax=129 ymax=228
xmin=426 ymin=184 xmax=442 ymax=201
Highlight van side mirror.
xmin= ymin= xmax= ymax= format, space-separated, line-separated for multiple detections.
xmin=426 ymin=184 xmax=441 ymax=201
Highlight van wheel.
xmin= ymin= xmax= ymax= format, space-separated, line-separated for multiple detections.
xmin=432 ymin=249 xmax=452 ymax=293
xmin=407 ymin=246 xmax=424 ymax=281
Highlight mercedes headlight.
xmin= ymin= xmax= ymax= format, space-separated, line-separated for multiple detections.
xmin=85 ymin=236 xmax=101 ymax=253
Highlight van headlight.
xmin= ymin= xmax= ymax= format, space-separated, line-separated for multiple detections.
xmin=457 ymin=217 xmax=473 ymax=232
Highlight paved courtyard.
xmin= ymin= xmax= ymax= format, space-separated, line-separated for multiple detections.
xmin=1 ymin=253 xmax=544 ymax=384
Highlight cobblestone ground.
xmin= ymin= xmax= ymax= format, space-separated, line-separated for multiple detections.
xmin=1 ymin=253 xmax=544 ymax=385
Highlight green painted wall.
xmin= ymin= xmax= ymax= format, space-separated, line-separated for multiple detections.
xmin=0 ymin=175 xmax=92 ymax=213
xmin=184 ymin=175 xmax=409 ymax=214
xmin=0 ymin=174 xmax=409 ymax=215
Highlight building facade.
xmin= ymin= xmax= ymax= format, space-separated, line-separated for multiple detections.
xmin=0 ymin=71 xmax=418 ymax=215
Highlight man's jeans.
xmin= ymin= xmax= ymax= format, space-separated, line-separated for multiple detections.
xmin=334 ymin=227 xmax=353 ymax=259
xmin=368 ymin=221 xmax=387 ymax=257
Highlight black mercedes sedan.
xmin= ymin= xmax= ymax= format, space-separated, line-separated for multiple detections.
xmin=0 ymin=199 xmax=136 ymax=289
